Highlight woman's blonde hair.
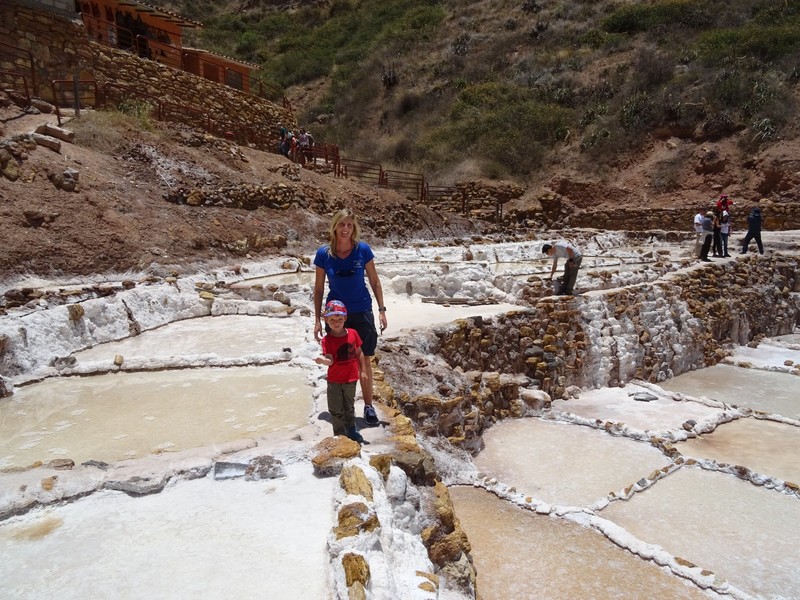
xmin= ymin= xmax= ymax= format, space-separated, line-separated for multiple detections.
xmin=327 ymin=208 xmax=362 ymax=255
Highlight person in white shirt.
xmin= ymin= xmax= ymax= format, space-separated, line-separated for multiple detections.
xmin=720 ymin=210 xmax=732 ymax=257
xmin=542 ymin=241 xmax=582 ymax=296
xmin=693 ymin=207 xmax=705 ymax=257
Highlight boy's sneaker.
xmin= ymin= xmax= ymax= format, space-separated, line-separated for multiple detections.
xmin=364 ymin=404 xmax=379 ymax=425
xmin=345 ymin=426 xmax=364 ymax=444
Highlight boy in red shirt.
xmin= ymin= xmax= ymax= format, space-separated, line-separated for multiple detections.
xmin=315 ymin=300 xmax=366 ymax=443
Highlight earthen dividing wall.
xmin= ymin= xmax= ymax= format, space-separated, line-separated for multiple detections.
xmin=1 ymin=2 xmax=294 ymax=148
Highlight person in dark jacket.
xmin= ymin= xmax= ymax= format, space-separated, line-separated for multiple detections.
xmin=741 ymin=203 xmax=764 ymax=255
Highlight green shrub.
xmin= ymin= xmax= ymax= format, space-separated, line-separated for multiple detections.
xmin=581 ymin=29 xmax=625 ymax=50
xmin=633 ymin=48 xmax=674 ymax=91
xmin=697 ymin=23 xmax=800 ymax=64
xmin=418 ymin=83 xmax=571 ymax=175
xmin=580 ymin=127 xmax=610 ymax=150
xmin=117 ymin=99 xmax=154 ymax=130
xmin=602 ymin=0 xmax=712 ymax=34
xmin=620 ymin=92 xmax=655 ymax=130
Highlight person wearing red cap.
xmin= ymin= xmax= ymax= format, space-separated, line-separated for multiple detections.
xmin=315 ymin=299 xmax=366 ymax=444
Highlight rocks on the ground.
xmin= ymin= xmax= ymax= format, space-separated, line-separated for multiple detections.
xmin=311 ymin=436 xmax=361 ymax=476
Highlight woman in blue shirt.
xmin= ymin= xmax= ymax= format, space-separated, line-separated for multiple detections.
xmin=314 ymin=208 xmax=387 ymax=425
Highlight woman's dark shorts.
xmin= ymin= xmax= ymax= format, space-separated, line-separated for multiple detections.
xmin=345 ymin=311 xmax=378 ymax=356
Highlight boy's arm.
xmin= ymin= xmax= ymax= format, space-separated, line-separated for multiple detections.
xmin=315 ymin=353 xmax=333 ymax=366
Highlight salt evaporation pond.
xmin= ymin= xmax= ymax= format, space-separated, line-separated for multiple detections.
xmin=0 ymin=364 xmax=311 ymax=469
xmin=1 ymin=234 xmax=798 ymax=599
xmin=461 ymin=340 xmax=800 ymax=599
xmin=0 ymin=463 xmax=336 ymax=599
xmin=660 ymin=363 xmax=799 ymax=419
xmin=449 ymin=486 xmax=710 ymax=600
xmin=550 ymin=384 xmax=720 ymax=432
xmin=600 ymin=467 xmax=800 ymax=599
xmin=676 ymin=417 xmax=800 ymax=484
xmin=73 ymin=314 xmax=307 ymax=361
xmin=473 ymin=418 xmax=671 ymax=507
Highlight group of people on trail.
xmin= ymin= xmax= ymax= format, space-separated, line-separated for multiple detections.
xmin=278 ymin=124 xmax=314 ymax=161
xmin=693 ymin=194 xmax=764 ymax=261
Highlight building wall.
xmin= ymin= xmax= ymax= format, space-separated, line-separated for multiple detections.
xmin=5 ymin=0 xmax=76 ymax=19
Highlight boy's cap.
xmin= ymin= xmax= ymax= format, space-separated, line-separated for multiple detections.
xmin=324 ymin=300 xmax=347 ymax=317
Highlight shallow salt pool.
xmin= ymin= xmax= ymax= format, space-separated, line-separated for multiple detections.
xmin=449 ymin=486 xmax=711 ymax=600
xmin=0 ymin=364 xmax=312 ymax=469
xmin=0 ymin=463 xmax=336 ymax=600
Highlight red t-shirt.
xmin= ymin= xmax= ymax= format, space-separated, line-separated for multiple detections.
xmin=321 ymin=328 xmax=362 ymax=384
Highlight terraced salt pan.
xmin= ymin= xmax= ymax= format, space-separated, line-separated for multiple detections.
xmin=659 ymin=363 xmax=800 ymax=419
xmin=72 ymin=315 xmax=308 ymax=362
xmin=775 ymin=333 xmax=800 ymax=344
xmin=474 ymin=418 xmax=671 ymax=507
xmin=0 ymin=464 xmax=336 ymax=599
xmin=0 ymin=364 xmax=312 ymax=469
xmin=551 ymin=384 xmax=720 ymax=433
xmin=383 ymin=295 xmax=520 ymax=332
xmin=723 ymin=341 xmax=800 ymax=372
xmin=449 ymin=486 xmax=712 ymax=600
xmin=675 ymin=417 xmax=800 ymax=484
xmin=600 ymin=467 xmax=800 ymax=599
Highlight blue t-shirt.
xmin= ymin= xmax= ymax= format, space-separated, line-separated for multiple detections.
xmin=314 ymin=241 xmax=375 ymax=313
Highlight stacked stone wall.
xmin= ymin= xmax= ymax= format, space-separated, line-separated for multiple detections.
xmin=509 ymin=194 xmax=800 ymax=231
xmin=436 ymin=256 xmax=798 ymax=394
xmin=1 ymin=2 xmax=293 ymax=149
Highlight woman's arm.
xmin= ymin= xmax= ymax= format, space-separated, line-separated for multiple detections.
xmin=365 ymin=260 xmax=387 ymax=331
xmin=313 ymin=266 xmax=326 ymax=341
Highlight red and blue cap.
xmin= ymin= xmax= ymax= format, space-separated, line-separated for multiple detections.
xmin=324 ymin=300 xmax=347 ymax=317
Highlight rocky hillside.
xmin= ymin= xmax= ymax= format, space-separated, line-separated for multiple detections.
xmin=0 ymin=97 xmax=487 ymax=287
xmin=163 ymin=0 xmax=800 ymax=216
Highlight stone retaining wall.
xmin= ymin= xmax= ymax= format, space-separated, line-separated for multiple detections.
xmin=509 ymin=193 xmax=800 ymax=231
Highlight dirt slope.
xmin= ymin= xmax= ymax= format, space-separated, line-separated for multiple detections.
xmin=0 ymin=100 xmax=485 ymax=288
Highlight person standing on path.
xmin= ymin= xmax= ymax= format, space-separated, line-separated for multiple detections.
xmin=712 ymin=208 xmax=723 ymax=257
xmin=693 ymin=207 xmax=706 ymax=257
xmin=542 ymin=241 xmax=582 ymax=296
xmin=699 ymin=210 xmax=714 ymax=262
xmin=314 ymin=208 xmax=386 ymax=425
xmin=720 ymin=210 xmax=732 ymax=257
xmin=315 ymin=300 xmax=365 ymax=444
xmin=741 ymin=202 xmax=765 ymax=255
